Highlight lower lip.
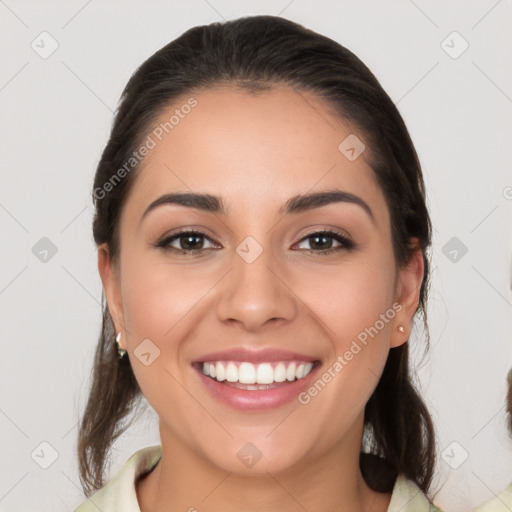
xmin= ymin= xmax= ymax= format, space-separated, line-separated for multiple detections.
xmin=193 ymin=362 xmax=321 ymax=411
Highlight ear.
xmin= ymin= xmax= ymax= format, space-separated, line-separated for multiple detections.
xmin=390 ymin=238 xmax=425 ymax=349
xmin=97 ymin=243 xmax=126 ymax=337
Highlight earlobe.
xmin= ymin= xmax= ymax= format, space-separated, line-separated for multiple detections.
xmin=97 ymin=243 xmax=125 ymax=335
xmin=390 ymin=239 xmax=425 ymax=348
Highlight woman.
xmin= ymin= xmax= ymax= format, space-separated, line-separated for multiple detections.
xmin=74 ymin=15 xmax=444 ymax=512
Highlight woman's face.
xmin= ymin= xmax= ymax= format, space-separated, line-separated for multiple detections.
xmin=99 ymin=85 xmax=423 ymax=475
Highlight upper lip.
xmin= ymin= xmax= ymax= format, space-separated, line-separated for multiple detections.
xmin=191 ymin=347 xmax=319 ymax=365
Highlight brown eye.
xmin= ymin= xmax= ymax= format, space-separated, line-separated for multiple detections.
xmin=295 ymin=230 xmax=355 ymax=253
xmin=157 ymin=230 xmax=219 ymax=254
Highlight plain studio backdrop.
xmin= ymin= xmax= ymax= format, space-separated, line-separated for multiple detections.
xmin=1 ymin=1 xmax=511 ymax=511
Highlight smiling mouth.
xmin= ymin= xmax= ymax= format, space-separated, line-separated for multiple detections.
xmin=193 ymin=360 xmax=322 ymax=390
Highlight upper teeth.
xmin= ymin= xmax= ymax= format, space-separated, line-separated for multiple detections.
xmin=201 ymin=360 xmax=314 ymax=384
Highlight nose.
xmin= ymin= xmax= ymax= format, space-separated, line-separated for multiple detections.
xmin=215 ymin=242 xmax=298 ymax=332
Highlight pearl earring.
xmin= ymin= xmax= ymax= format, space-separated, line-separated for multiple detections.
xmin=398 ymin=325 xmax=405 ymax=333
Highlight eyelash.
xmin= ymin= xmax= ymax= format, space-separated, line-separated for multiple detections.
xmin=155 ymin=228 xmax=355 ymax=256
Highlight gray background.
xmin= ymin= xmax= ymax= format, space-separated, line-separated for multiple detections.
xmin=1 ymin=1 xmax=511 ymax=511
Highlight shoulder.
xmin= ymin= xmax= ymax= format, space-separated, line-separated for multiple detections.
xmin=73 ymin=445 xmax=162 ymax=512
xmin=387 ymin=473 xmax=444 ymax=512
xmin=473 ymin=482 xmax=512 ymax=512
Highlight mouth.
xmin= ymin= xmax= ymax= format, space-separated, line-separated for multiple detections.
xmin=193 ymin=360 xmax=321 ymax=389
xmin=191 ymin=358 xmax=322 ymax=410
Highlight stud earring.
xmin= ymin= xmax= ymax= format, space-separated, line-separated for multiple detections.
xmin=398 ymin=325 xmax=405 ymax=333
xmin=116 ymin=332 xmax=126 ymax=359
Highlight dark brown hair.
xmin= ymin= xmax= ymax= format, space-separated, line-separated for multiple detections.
xmin=78 ymin=14 xmax=437 ymax=498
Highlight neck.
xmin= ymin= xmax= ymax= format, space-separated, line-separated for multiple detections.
xmin=136 ymin=417 xmax=392 ymax=512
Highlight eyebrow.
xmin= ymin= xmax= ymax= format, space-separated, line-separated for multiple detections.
xmin=140 ymin=189 xmax=375 ymax=225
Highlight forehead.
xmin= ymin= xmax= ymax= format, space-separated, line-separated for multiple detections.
xmin=122 ymin=85 xmax=389 ymax=228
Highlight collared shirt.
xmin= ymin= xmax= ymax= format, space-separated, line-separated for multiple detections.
xmin=73 ymin=445 xmax=443 ymax=512
xmin=473 ymin=483 xmax=512 ymax=512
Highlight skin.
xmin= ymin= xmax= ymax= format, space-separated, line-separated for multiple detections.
xmin=98 ymin=85 xmax=424 ymax=512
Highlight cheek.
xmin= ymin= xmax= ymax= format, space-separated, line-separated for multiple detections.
xmin=120 ymin=253 xmax=211 ymax=341
xmin=295 ymin=251 xmax=397 ymax=401
xmin=294 ymin=261 xmax=397 ymax=426
xmin=118 ymin=255 xmax=204 ymax=411
xmin=296 ymin=250 xmax=397 ymax=341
